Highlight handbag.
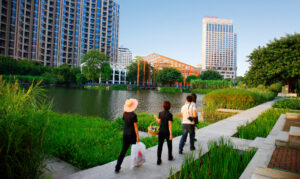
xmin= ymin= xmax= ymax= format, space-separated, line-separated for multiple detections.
xmin=187 ymin=104 xmax=194 ymax=122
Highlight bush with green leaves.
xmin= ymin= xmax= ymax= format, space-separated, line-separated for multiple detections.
xmin=200 ymin=70 xmax=223 ymax=80
xmin=272 ymin=99 xmax=300 ymax=110
xmin=170 ymin=139 xmax=256 ymax=179
xmin=2 ymin=75 xmax=57 ymax=84
xmin=203 ymin=88 xmax=275 ymax=110
xmin=268 ymin=83 xmax=282 ymax=93
xmin=0 ymin=79 xmax=50 ymax=178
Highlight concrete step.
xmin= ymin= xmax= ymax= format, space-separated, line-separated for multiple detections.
xmin=286 ymin=113 xmax=300 ymax=120
xmin=289 ymin=126 xmax=300 ymax=149
xmin=251 ymin=167 xmax=300 ymax=179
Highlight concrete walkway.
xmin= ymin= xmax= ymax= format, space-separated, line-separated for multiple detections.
xmin=65 ymin=100 xmax=276 ymax=179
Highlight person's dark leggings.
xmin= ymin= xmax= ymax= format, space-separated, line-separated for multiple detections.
xmin=115 ymin=135 xmax=135 ymax=170
xmin=157 ymin=133 xmax=173 ymax=161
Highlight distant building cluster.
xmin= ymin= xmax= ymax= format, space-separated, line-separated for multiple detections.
xmin=0 ymin=0 xmax=120 ymax=67
xmin=202 ymin=17 xmax=237 ymax=79
xmin=117 ymin=47 xmax=132 ymax=67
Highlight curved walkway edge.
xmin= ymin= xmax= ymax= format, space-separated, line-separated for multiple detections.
xmin=65 ymin=100 xmax=277 ymax=179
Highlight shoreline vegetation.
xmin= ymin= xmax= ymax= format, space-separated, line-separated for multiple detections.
xmin=0 ymin=78 xmax=281 ymax=178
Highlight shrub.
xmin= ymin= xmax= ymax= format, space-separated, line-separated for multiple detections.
xmin=190 ymin=79 xmax=232 ymax=90
xmin=268 ymin=83 xmax=282 ymax=93
xmin=236 ymin=108 xmax=289 ymax=140
xmin=170 ymin=138 xmax=256 ymax=179
xmin=273 ymin=99 xmax=300 ymax=110
xmin=0 ymin=79 xmax=50 ymax=178
xmin=2 ymin=75 xmax=57 ymax=84
xmin=256 ymin=84 xmax=266 ymax=90
xmin=237 ymin=81 xmax=247 ymax=89
xmin=159 ymin=87 xmax=181 ymax=93
xmin=203 ymin=88 xmax=275 ymax=110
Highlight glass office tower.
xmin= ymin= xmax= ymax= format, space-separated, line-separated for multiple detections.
xmin=0 ymin=0 xmax=120 ymax=67
xmin=202 ymin=17 xmax=237 ymax=79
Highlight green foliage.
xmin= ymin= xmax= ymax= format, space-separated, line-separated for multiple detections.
xmin=203 ymin=109 xmax=236 ymax=123
xmin=0 ymin=79 xmax=50 ymax=178
xmin=110 ymin=85 xmax=127 ymax=90
xmin=2 ymin=75 xmax=57 ymax=84
xmin=81 ymin=50 xmax=109 ymax=82
xmin=237 ymin=81 xmax=247 ymax=89
xmin=43 ymin=112 xmax=158 ymax=169
xmin=268 ymin=82 xmax=282 ymax=93
xmin=190 ymin=79 xmax=232 ymax=89
xmin=236 ymin=108 xmax=289 ymax=140
xmin=126 ymin=60 xmax=152 ymax=83
xmin=76 ymin=73 xmax=87 ymax=85
xmin=232 ymin=76 xmax=245 ymax=86
xmin=100 ymin=63 xmax=112 ymax=81
xmin=190 ymin=89 xmax=214 ymax=94
xmin=245 ymin=33 xmax=300 ymax=92
xmin=159 ymin=87 xmax=181 ymax=93
xmin=156 ymin=67 xmax=183 ymax=85
xmin=84 ymin=85 xmax=106 ymax=90
xmin=170 ymin=139 xmax=256 ymax=179
xmin=203 ymin=88 xmax=275 ymax=110
xmin=273 ymin=99 xmax=300 ymax=110
xmin=185 ymin=75 xmax=199 ymax=83
xmin=200 ymin=70 xmax=223 ymax=80
xmin=0 ymin=56 xmax=49 ymax=76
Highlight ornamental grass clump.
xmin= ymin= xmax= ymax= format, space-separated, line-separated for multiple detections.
xmin=190 ymin=79 xmax=232 ymax=90
xmin=272 ymin=99 xmax=300 ymax=110
xmin=203 ymin=88 xmax=275 ymax=110
xmin=169 ymin=138 xmax=256 ymax=179
xmin=236 ymin=108 xmax=289 ymax=140
xmin=0 ymin=78 xmax=50 ymax=178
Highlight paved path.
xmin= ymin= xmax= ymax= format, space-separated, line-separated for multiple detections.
xmin=65 ymin=100 xmax=276 ymax=179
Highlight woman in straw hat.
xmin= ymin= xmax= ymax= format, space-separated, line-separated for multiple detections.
xmin=115 ymin=98 xmax=140 ymax=173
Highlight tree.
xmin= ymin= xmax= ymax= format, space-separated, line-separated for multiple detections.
xmin=126 ymin=60 xmax=151 ymax=83
xmin=156 ymin=67 xmax=183 ymax=85
xmin=100 ymin=62 xmax=112 ymax=81
xmin=245 ymin=33 xmax=300 ymax=92
xmin=81 ymin=50 xmax=109 ymax=82
xmin=185 ymin=75 xmax=200 ymax=83
xmin=200 ymin=70 xmax=223 ymax=80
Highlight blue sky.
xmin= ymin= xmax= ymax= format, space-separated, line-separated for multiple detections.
xmin=118 ymin=0 xmax=300 ymax=76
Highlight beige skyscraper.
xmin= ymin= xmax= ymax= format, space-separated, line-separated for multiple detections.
xmin=202 ymin=17 xmax=237 ymax=79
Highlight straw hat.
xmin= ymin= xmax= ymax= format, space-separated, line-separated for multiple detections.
xmin=124 ymin=98 xmax=138 ymax=112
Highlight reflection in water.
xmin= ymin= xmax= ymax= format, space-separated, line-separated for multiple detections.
xmin=46 ymin=87 xmax=203 ymax=121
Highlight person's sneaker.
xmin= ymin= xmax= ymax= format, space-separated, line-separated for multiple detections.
xmin=179 ymin=150 xmax=183 ymax=154
xmin=190 ymin=147 xmax=196 ymax=151
xmin=168 ymin=156 xmax=175 ymax=161
xmin=157 ymin=160 xmax=162 ymax=165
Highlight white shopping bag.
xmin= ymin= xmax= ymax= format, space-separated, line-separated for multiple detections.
xmin=130 ymin=142 xmax=146 ymax=169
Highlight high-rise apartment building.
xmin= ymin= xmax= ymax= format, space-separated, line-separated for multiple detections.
xmin=202 ymin=17 xmax=237 ymax=79
xmin=117 ymin=47 xmax=132 ymax=67
xmin=0 ymin=0 xmax=120 ymax=67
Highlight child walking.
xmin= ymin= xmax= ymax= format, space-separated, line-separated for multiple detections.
xmin=154 ymin=101 xmax=174 ymax=165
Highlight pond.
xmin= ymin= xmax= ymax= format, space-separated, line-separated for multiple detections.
xmin=46 ymin=87 xmax=203 ymax=121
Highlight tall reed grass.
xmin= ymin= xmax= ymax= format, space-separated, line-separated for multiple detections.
xmin=203 ymin=88 xmax=275 ymax=110
xmin=190 ymin=79 xmax=232 ymax=90
xmin=236 ymin=108 xmax=289 ymax=140
xmin=272 ymin=99 xmax=300 ymax=110
xmin=0 ymin=77 xmax=50 ymax=178
xmin=169 ymin=138 xmax=256 ymax=179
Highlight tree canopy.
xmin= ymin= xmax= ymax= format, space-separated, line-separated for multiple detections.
xmin=185 ymin=75 xmax=200 ymax=83
xmin=81 ymin=50 xmax=109 ymax=82
xmin=126 ymin=60 xmax=151 ymax=83
xmin=156 ymin=67 xmax=183 ymax=85
xmin=200 ymin=70 xmax=223 ymax=80
xmin=245 ymin=33 xmax=300 ymax=92
xmin=100 ymin=62 xmax=112 ymax=81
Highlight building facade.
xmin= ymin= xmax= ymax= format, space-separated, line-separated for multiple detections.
xmin=202 ymin=17 xmax=237 ymax=79
xmin=117 ymin=47 xmax=132 ymax=67
xmin=0 ymin=0 xmax=120 ymax=67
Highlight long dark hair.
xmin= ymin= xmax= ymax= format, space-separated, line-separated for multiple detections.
xmin=191 ymin=93 xmax=197 ymax=103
